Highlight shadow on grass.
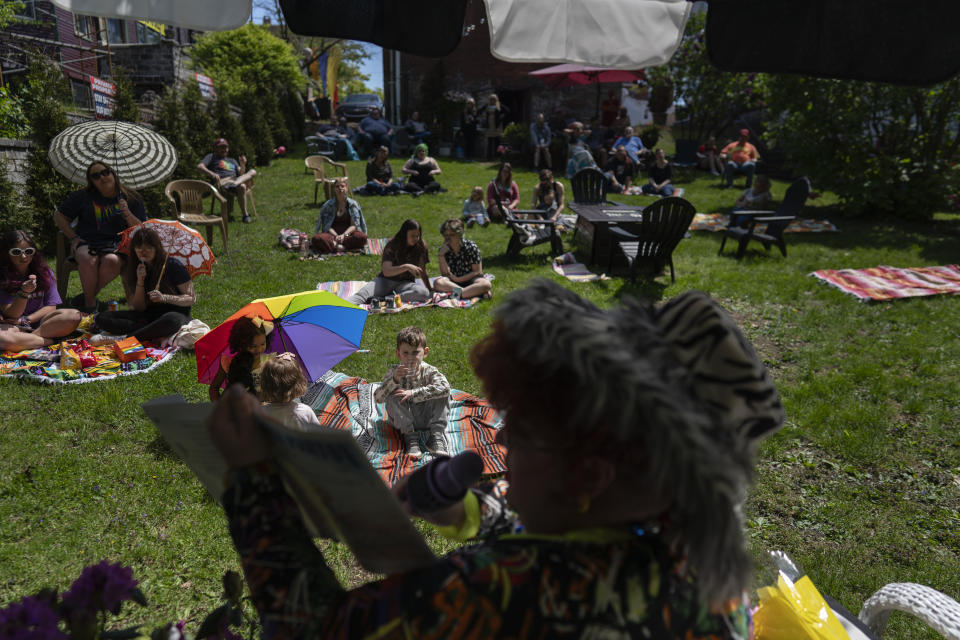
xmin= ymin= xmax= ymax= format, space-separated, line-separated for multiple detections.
xmin=146 ymin=435 xmax=177 ymax=461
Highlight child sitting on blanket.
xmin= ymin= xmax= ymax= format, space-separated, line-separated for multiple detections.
xmin=259 ymin=352 xmax=322 ymax=431
xmin=462 ymin=186 xmax=489 ymax=228
xmin=373 ymin=326 xmax=451 ymax=459
xmin=208 ymin=316 xmax=272 ymax=401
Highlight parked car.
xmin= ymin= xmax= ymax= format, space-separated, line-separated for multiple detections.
xmin=336 ymin=94 xmax=385 ymax=122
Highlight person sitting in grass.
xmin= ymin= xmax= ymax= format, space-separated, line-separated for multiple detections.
xmin=363 ymin=146 xmax=404 ymax=195
xmin=207 ymin=279 xmax=784 ymax=638
xmin=312 ymin=178 xmax=368 ymax=254
xmin=0 ymin=229 xmax=82 ymax=352
xmin=641 ymin=148 xmax=675 ymax=197
xmin=259 ymin=352 xmax=321 ymax=431
xmin=373 ymin=325 xmax=451 ymax=459
xmin=401 ymin=144 xmax=443 ymax=195
xmin=462 ymin=186 xmax=489 ymax=228
xmin=348 ymin=219 xmax=431 ymax=306
xmin=433 ymin=219 xmax=492 ymax=300
xmin=208 ymin=315 xmax=272 ymax=401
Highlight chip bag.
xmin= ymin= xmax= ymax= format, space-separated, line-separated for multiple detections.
xmin=754 ymin=571 xmax=850 ymax=640
xmin=112 ymin=336 xmax=147 ymax=363
xmin=60 ymin=347 xmax=82 ymax=370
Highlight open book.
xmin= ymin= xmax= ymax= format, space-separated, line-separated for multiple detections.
xmin=142 ymin=395 xmax=436 ymax=575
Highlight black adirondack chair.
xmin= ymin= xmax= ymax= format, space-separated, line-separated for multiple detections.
xmin=571 ymin=167 xmax=620 ymax=205
xmin=607 ymin=196 xmax=696 ymax=282
xmin=718 ymin=177 xmax=811 ymax=259
xmin=494 ymin=200 xmax=563 ymax=257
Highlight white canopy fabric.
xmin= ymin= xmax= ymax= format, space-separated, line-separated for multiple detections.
xmin=49 ymin=0 xmax=251 ymax=32
xmin=482 ymin=0 xmax=691 ymax=69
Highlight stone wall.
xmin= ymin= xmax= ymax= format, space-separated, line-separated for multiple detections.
xmin=0 ymin=138 xmax=33 ymax=185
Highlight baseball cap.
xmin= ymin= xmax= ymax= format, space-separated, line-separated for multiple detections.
xmin=739 ymin=128 xmax=749 ymax=137
xmin=215 ymin=138 xmax=228 ymax=147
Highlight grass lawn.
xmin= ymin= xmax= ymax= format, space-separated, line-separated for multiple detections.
xmin=2 ymin=145 xmax=959 ymax=636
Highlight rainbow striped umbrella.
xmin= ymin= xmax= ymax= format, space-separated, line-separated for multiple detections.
xmin=195 ymin=290 xmax=366 ymax=385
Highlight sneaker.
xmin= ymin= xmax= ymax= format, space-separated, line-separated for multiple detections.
xmin=405 ymin=432 xmax=422 ymax=459
xmin=710 ymin=169 xmax=720 ymax=176
xmin=242 ymin=215 xmax=252 ymax=223
xmin=427 ymin=431 xmax=449 ymax=456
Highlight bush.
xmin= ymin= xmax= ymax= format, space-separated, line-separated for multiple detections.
xmin=180 ymin=81 xmax=216 ymax=159
xmin=502 ymin=123 xmax=529 ymax=152
xmin=238 ymin=92 xmax=274 ymax=166
xmin=0 ymin=155 xmax=24 ymax=231
xmin=0 ymin=87 xmax=28 ymax=138
xmin=111 ymin=66 xmax=139 ymax=122
xmin=212 ymin=98 xmax=253 ymax=163
xmin=639 ymin=125 xmax=661 ymax=149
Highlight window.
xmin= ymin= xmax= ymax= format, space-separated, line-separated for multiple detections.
xmin=106 ymin=18 xmax=127 ymax=44
xmin=74 ymin=15 xmax=99 ymax=40
xmin=14 ymin=0 xmax=36 ymax=19
xmin=136 ymin=22 xmax=162 ymax=44
xmin=70 ymin=78 xmax=91 ymax=109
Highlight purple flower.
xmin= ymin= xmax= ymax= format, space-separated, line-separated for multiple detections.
xmin=61 ymin=561 xmax=138 ymax=615
xmin=0 ymin=595 xmax=67 ymax=640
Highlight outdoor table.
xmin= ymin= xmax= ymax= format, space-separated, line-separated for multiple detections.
xmin=567 ymin=202 xmax=646 ymax=267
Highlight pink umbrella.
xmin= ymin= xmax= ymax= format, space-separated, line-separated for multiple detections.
xmin=529 ymin=64 xmax=645 ymax=117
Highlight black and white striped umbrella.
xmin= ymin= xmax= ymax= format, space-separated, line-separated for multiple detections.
xmin=48 ymin=120 xmax=178 ymax=189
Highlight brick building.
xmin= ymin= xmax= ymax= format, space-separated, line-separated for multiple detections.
xmin=382 ymin=0 xmax=616 ymax=143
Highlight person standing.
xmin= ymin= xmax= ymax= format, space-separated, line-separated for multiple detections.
xmin=529 ymin=113 xmax=552 ymax=170
xmin=480 ymin=94 xmax=508 ymax=160
xmin=54 ymin=161 xmax=147 ymax=312
xmin=459 ymin=98 xmax=479 ymax=159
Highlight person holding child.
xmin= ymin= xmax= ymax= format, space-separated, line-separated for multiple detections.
xmin=260 ymin=352 xmax=321 ymax=431
xmin=641 ymin=148 xmax=675 ymax=197
xmin=433 ymin=219 xmax=492 ymax=301
xmin=486 ymin=162 xmax=519 ymax=223
xmin=373 ymin=326 xmax=451 ymax=459
xmin=54 ymin=160 xmax=147 ymax=313
xmin=461 ymin=186 xmax=489 ymax=228
xmin=0 ymin=229 xmax=83 ymax=352
xmin=91 ymin=226 xmax=194 ymax=346
xmin=312 ymin=179 xmax=368 ymax=254
xmin=208 ymin=315 xmax=272 ymax=401
xmin=530 ymin=169 xmax=566 ymax=222
xmin=207 ymin=279 xmax=783 ymax=638
xmin=348 ymin=219 xmax=432 ymax=306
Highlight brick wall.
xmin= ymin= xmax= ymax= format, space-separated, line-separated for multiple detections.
xmin=0 ymin=138 xmax=33 ymax=186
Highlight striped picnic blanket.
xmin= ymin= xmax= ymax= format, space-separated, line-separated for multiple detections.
xmin=303 ymin=371 xmax=506 ymax=485
xmin=689 ymin=213 xmax=838 ymax=233
xmin=317 ymin=277 xmax=493 ymax=312
xmin=811 ymin=264 xmax=960 ymax=301
xmin=0 ymin=340 xmax=178 ymax=384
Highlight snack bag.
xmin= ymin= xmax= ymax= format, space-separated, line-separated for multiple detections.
xmin=112 ymin=336 xmax=147 ymax=363
xmin=60 ymin=347 xmax=82 ymax=370
xmin=754 ymin=572 xmax=850 ymax=640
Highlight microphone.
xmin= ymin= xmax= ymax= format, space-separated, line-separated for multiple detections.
xmin=405 ymin=451 xmax=484 ymax=515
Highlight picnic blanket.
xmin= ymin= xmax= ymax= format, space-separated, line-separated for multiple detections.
xmin=622 ymin=186 xmax=685 ymax=198
xmin=688 ymin=213 xmax=838 ymax=233
xmin=0 ymin=340 xmax=178 ymax=384
xmin=552 ymin=252 xmax=609 ymax=282
xmin=317 ymin=276 xmax=494 ymax=313
xmin=279 ymin=228 xmax=389 ymax=258
xmin=302 ymin=371 xmax=506 ymax=485
xmin=811 ymin=264 xmax=960 ymax=301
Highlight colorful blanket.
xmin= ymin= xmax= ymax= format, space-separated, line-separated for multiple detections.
xmin=811 ymin=264 xmax=960 ymax=302
xmin=0 ymin=340 xmax=178 ymax=384
xmin=551 ymin=252 xmax=609 ymax=282
xmin=317 ymin=276 xmax=494 ymax=313
xmin=688 ymin=213 xmax=838 ymax=233
xmin=303 ymin=371 xmax=506 ymax=485
xmin=298 ymin=237 xmax=390 ymax=260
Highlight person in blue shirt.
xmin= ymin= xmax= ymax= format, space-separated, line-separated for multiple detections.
xmin=357 ymin=107 xmax=395 ymax=159
xmin=529 ymin=112 xmax=552 ymax=170
xmin=612 ymin=126 xmax=647 ymax=166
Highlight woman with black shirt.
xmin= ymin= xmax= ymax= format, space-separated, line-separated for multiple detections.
xmin=641 ymin=148 xmax=675 ymax=197
xmin=363 ymin=146 xmax=403 ymax=195
xmin=347 ymin=219 xmax=431 ymax=306
xmin=401 ymin=144 xmax=443 ymax=195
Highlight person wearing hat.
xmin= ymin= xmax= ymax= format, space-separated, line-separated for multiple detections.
xmin=197 ymin=138 xmax=257 ymax=223
xmin=720 ymin=129 xmax=760 ymax=189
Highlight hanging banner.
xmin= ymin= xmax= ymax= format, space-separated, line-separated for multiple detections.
xmin=194 ymin=72 xmax=217 ymax=99
xmin=326 ymin=46 xmax=340 ymax=109
xmin=138 ymin=20 xmax=166 ymax=36
xmin=89 ymin=76 xmax=116 ymax=119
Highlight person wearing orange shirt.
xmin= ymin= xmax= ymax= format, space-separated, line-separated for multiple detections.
xmin=720 ymin=128 xmax=760 ymax=188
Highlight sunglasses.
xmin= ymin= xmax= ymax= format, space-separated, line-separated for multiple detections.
xmin=88 ymin=169 xmax=112 ymax=179
xmin=9 ymin=247 xmax=36 ymax=257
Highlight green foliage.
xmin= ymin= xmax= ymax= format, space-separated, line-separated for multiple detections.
xmin=237 ymin=92 xmax=274 ymax=166
xmin=0 ymin=154 xmax=22 ymax=230
xmin=152 ymin=87 xmax=195 ymax=182
xmin=653 ymin=12 xmax=765 ymax=142
xmin=189 ymin=24 xmax=304 ymax=102
xmin=0 ymin=86 xmax=28 ymax=138
xmin=639 ymin=124 xmax=661 ymax=150
xmin=502 ymin=123 xmax=529 ymax=151
xmin=180 ymin=82 xmax=216 ymax=161
xmin=281 ymin=85 xmax=304 ymax=142
xmin=262 ymin=90 xmax=290 ymax=149
xmin=337 ymin=41 xmax=375 ymax=96
xmin=764 ymin=75 xmax=960 ymax=219
xmin=21 ymin=55 xmax=72 ymax=249
xmin=110 ymin=66 xmax=139 ymax=123
xmin=0 ymin=0 xmax=24 ymax=28
xmin=212 ymin=98 xmax=253 ymax=163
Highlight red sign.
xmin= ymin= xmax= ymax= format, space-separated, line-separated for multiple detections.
xmin=195 ymin=73 xmax=217 ymax=99
xmin=89 ymin=76 xmax=116 ymax=119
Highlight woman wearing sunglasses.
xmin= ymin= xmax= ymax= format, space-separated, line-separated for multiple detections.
xmin=0 ymin=229 xmax=83 ymax=352
xmin=53 ymin=161 xmax=147 ymax=313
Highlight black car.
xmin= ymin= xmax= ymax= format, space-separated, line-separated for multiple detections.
xmin=335 ymin=94 xmax=385 ymax=122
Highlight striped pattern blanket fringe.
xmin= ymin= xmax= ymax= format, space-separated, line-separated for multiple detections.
xmin=552 ymin=252 xmax=609 ymax=282
xmin=689 ymin=213 xmax=838 ymax=233
xmin=303 ymin=371 xmax=506 ymax=485
xmin=317 ymin=275 xmax=494 ymax=313
xmin=622 ymin=186 xmax=686 ymax=198
xmin=0 ymin=340 xmax=178 ymax=384
xmin=810 ymin=264 xmax=960 ymax=302
xmin=296 ymin=236 xmax=390 ymax=261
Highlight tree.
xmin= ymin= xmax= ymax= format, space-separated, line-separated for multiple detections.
xmin=110 ymin=66 xmax=140 ymax=122
xmin=237 ymin=92 xmax=274 ymax=166
xmin=764 ymin=75 xmax=960 ymax=219
xmin=180 ymin=82 xmax=216 ymax=159
xmin=153 ymin=87 xmax=195 ymax=181
xmin=649 ymin=12 xmax=764 ymax=142
xmin=21 ymin=55 xmax=72 ymax=248
xmin=0 ymin=0 xmax=24 ymax=29
xmin=212 ymin=98 xmax=252 ymax=163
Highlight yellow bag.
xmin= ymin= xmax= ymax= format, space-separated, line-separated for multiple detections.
xmin=755 ymin=573 xmax=850 ymax=640
xmin=60 ymin=346 xmax=82 ymax=370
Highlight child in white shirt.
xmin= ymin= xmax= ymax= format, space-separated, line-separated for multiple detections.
xmin=259 ymin=352 xmax=322 ymax=431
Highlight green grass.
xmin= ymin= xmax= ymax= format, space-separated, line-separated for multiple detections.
xmin=2 ymin=146 xmax=959 ymax=636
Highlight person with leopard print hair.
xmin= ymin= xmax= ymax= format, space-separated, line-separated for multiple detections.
xmin=208 ymin=279 xmax=784 ymax=639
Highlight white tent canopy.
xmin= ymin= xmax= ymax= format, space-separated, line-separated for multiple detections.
xmin=50 ymin=0 xmax=251 ymax=32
